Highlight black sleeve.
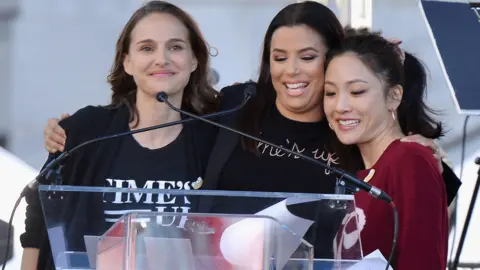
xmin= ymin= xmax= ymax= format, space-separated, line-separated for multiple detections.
xmin=219 ymin=82 xmax=257 ymax=111
xmin=441 ymin=161 xmax=462 ymax=206
xmin=19 ymin=153 xmax=57 ymax=248
xmin=19 ymin=105 xmax=103 ymax=248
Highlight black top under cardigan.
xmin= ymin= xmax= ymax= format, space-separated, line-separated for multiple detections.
xmin=20 ymin=104 xmax=218 ymax=270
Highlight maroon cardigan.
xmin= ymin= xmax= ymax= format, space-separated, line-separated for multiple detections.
xmin=335 ymin=139 xmax=448 ymax=270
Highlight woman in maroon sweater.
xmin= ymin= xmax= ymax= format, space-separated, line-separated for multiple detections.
xmin=323 ymin=28 xmax=448 ymax=269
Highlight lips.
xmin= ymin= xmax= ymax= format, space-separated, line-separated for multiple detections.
xmin=336 ymin=119 xmax=360 ymax=131
xmin=284 ymin=82 xmax=309 ymax=97
xmin=151 ymin=71 xmax=174 ymax=77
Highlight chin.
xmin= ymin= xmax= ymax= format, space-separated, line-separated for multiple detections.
xmin=284 ymin=100 xmax=311 ymax=112
xmin=150 ymin=85 xmax=182 ymax=96
xmin=335 ymin=134 xmax=359 ymax=146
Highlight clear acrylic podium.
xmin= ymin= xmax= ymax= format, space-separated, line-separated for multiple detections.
xmin=38 ymin=185 xmax=364 ymax=269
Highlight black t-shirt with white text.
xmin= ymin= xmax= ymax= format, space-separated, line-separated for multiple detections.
xmin=103 ymin=130 xmax=202 ymax=229
xmin=218 ymin=105 xmax=342 ymax=258
xmin=219 ymin=105 xmax=338 ymax=196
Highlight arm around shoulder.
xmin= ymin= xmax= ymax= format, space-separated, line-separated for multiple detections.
xmin=219 ymin=82 xmax=257 ymax=110
xmin=57 ymin=105 xmax=110 ymax=146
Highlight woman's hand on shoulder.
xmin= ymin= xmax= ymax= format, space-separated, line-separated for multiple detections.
xmin=400 ymin=133 xmax=448 ymax=173
xmin=44 ymin=113 xmax=69 ymax=153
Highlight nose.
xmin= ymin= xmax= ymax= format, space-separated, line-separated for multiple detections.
xmin=335 ymin=92 xmax=352 ymax=113
xmin=153 ymin=48 xmax=169 ymax=66
xmin=286 ymin=58 xmax=300 ymax=75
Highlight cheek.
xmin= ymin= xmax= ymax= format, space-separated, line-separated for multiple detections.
xmin=171 ymin=50 xmax=197 ymax=72
xmin=354 ymin=100 xmax=385 ymax=125
xmin=128 ymin=57 xmax=151 ymax=74
xmin=371 ymin=104 xmax=389 ymax=122
xmin=361 ymin=94 xmax=387 ymax=116
xmin=269 ymin=61 xmax=283 ymax=81
xmin=323 ymin=98 xmax=336 ymax=119
xmin=305 ymin=61 xmax=325 ymax=80
xmin=171 ymin=55 xmax=190 ymax=70
xmin=269 ymin=62 xmax=285 ymax=94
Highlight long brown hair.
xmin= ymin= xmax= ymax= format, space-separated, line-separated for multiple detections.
xmin=108 ymin=1 xmax=219 ymax=124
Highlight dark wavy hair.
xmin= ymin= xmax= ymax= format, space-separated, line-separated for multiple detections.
xmin=239 ymin=1 xmax=344 ymax=154
xmin=325 ymin=27 xmax=444 ymax=172
xmin=108 ymin=1 xmax=219 ymax=125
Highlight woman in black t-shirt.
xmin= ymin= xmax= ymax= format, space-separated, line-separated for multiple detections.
xmin=21 ymin=2 xmax=220 ymax=269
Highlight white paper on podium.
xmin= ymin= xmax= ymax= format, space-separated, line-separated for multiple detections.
xmin=220 ymin=197 xmax=318 ymax=269
xmin=347 ymin=249 xmax=394 ymax=270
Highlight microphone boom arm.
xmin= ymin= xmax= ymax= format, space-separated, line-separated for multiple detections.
xmin=22 ymin=91 xmax=254 ymax=198
xmin=157 ymin=91 xmax=392 ymax=203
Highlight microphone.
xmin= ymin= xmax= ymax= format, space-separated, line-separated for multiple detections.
xmin=156 ymin=91 xmax=392 ymax=203
xmin=0 ymin=86 xmax=255 ymax=270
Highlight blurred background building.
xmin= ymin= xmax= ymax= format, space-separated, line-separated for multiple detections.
xmin=0 ymin=0 xmax=479 ymax=269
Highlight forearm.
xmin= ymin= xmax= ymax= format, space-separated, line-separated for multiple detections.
xmin=21 ymin=248 xmax=39 ymax=270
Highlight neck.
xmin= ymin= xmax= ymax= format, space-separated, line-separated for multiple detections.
xmin=358 ymin=124 xmax=404 ymax=169
xmin=275 ymin=99 xmax=324 ymax=123
xmin=130 ymin=90 xmax=184 ymax=149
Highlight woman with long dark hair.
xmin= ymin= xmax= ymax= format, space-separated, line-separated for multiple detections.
xmin=21 ymin=1 xmax=219 ymax=269
xmin=324 ymin=28 xmax=448 ymax=269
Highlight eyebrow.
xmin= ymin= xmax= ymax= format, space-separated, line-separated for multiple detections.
xmin=324 ymin=79 xmax=369 ymax=86
xmin=346 ymin=79 xmax=368 ymax=84
xmin=136 ymin=38 xmax=187 ymax=45
xmin=271 ymin=47 xmax=319 ymax=53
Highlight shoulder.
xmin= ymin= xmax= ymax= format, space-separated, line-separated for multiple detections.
xmin=188 ymin=121 xmax=219 ymax=149
xmin=59 ymin=105 xmax=119 ymax=131
xmin=219 ymin=82 xmax=257 ymax=110
xmin=189 ymin=120 xmax=219 ymax=138
xmin=384 ymin=140 xmax=438 ymax=169
xmin=59 ymin=105 xmax=124 ymax=147
xmin=380 ymin=140 xmax=444 ymax=189
xmin=220 ymin=82 xmax=255 ymax=96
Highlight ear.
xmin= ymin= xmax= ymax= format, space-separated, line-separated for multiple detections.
xmin=191 ymin=55 xmax=198 ymax=73
xmin=388 ymin=84 xmax=403 ymax=111
xmin=123 ymin=54 xmax=133 ymax=76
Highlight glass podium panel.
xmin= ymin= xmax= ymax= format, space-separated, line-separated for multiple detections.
xmin=38 ymin=185 xmax=364 ymax=269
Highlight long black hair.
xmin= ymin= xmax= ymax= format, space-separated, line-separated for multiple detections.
xmin=325 ymin=27 xmax=444 ymax=172
xmin=239 ymin=1 xmax=345 ymax=154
